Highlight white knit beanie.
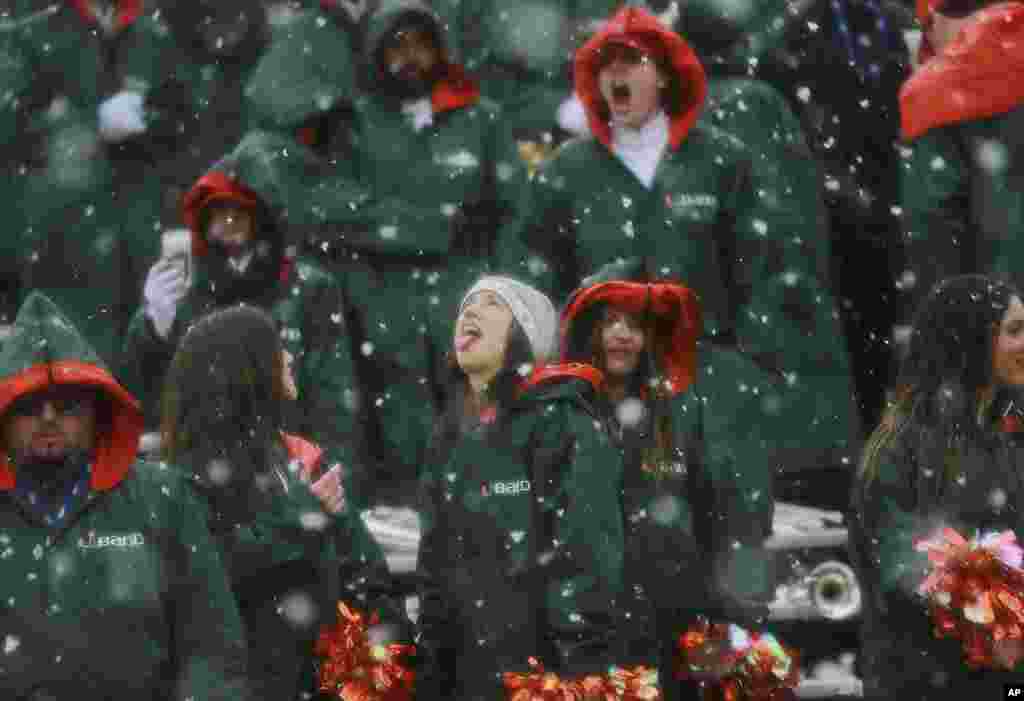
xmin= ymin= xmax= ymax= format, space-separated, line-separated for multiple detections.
xmin=459 ymin=276 xmax=558 ymax=363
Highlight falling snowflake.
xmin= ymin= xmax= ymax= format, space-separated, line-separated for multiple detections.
xmin=279 ymin=590 xmax=318 ymax=629
xmin=299 ymin=511 xmax=330 ymax=532
xmin=975 ymin=139 xmax=1009 ymax=175
xmin=616 ymin=399 xmax=646 ymax=428
xmin=207 ymin=459 xmax=232 ymax=486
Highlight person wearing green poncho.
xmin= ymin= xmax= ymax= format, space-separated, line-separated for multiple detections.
xmin=559 ymin=258 xmax=773 ymax=700
xmin=502 ymin=4 xmax=859 ymax=483
xmin=0 ymin=291 xmax=249 ymax=699
xmin=121 ymin=132 xmax=365 ymax=506
xmin=304 ymin=0 xmax=525 ymax=501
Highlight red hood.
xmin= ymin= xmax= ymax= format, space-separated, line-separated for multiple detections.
xmin=181 ymin=171 xmax=263 ymax=258
xmin=901 ymin=2 xmax=1024 ymax=140
xmin=282 ymin=432 xmax=324 ymax=481
xmin=574 ymin=5 xmax=706 ymax=151
xmin=561 ymin=281 xmax=702 ymax=397
xmin=520 ymin=362 xmax=605 ymax=394
xmin=0 ymin=362 xmax=143 ymax=492
xmin=69 ymin=0 xmax=143 ymax=32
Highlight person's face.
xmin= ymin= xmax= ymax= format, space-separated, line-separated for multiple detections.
xmin=280 ymin=349 xmax=299 ymax=401
xmin=599 ymin=307 xmax=646 ymax=379
xmin=597 ymin=44 xmax=666 ymax=130
xmin=2 ymin=387 xmax=98 ymax=464
xmin=455 ymin=290 xmax=514 ymax=381
xmin=993 ymin=296 xmax=1024 ymax=388
xmin=383 ymin=25 xmax=442 ymax=87
xmin=206 ymin=205 xmax=255 ymax=252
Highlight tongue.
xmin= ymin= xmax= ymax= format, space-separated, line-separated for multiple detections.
xmin=455 ymin=334 xmax=477 ymax=352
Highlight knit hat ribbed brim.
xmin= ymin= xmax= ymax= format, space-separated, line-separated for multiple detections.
xmin=459 ymin=276 xmax=558 ymax=363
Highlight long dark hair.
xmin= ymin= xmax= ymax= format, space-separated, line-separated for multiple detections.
xmin=584 ymin=304 xmax=679 ymax=477
xmin=160 ymin=304 xmax=290 ymax=509
xmin=858 ymin=274 xmax=1021 ymax=489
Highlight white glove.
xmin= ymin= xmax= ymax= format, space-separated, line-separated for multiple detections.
xmin=98 ymin=90 xmax=146 ymax=142
xmin=144 ymin=258 xmax=188 ymax=340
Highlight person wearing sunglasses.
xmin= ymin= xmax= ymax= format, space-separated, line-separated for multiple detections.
xmin=0 ymin=292 xmax=249 ymax=699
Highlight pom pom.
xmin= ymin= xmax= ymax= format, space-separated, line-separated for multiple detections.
xmin=675 ymin=618 xmax=799 ymax=701
xmin=314 ymin=602 xmax=416 ymax=701
xmin=503 ymin=658 xmax=661 ymax=700
xmin=915 ymin=527 xmax=1024 ymax=670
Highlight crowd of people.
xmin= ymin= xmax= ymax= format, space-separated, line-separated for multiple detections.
xmin=1 ymin=0 xmax=1023 ymax=698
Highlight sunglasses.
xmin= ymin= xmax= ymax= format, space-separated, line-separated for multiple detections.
xmin=7 ymin=389 xmax=98 ymax=419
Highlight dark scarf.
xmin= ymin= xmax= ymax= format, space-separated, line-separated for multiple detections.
xmin=11 ymin=453 xmax=92 ymax=527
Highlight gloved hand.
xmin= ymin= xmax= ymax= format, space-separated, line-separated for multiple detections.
xmin=143 ymin=258 xmax=188 ymax=340
xmin=97 ymin=90 xmax=147 ymax=142
xmin=309 ymin=463 xmax=346 ymax=515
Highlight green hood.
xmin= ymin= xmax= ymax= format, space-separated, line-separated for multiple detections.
xmin=0 ymin=292 xmax=143 ymax=492
xmin=364 ymin=0 xmax=450 ymax=81
xmin=675 ymin=0 xmax=801 ymax=66
xmin=243 ymin=6 xmax=356 ymax=129
xmin=182 ymin=130 xmax=369 ymax=254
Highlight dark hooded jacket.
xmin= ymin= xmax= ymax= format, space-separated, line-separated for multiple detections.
xmin=184 ymin=430 xmax=400 ymax=701
xmin=416 ymin=364 xmax=625 ymax=700
xmin=503 ymin=5 xmax=859 ymax=478
xmin=121 ymin=132 xmax=362 ymax=497
xmin=0 ymin=292 xmax=249 ymax=700
xmin=286 ymin=0 xmax=527 ymax=496
xmin=559 ymin=260 xmax=773 ymax=696
xmin=897 ymin=2 xmax=1024 ymax=319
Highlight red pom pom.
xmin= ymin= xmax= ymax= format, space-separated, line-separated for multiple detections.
xmin=675 ymin=618 xmax=799 ymax=701
xmin=502 ymin=658 xmax=662 ymax=700
xmin=916 ymin=528 xmax=1024 ymax=670
xmin=314 ymin=602 xmax=416 ymax=701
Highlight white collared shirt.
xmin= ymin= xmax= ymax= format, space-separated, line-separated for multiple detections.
xmin=611 ymin=111 xmax=670 ymax=189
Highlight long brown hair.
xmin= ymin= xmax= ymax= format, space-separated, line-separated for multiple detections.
xmin=590 ymin=307 xmax=678 ymax=476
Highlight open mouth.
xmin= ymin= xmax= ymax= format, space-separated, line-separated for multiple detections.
xmin=31 ymin=435 xmax=66 ymax=456
xmin=455 ymin=326 xmax=481 ymax=352
xmin=611 ymin=82 xmax=631 ymax=104
xmin=606 ymin=346 xmax=641 ymax=365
